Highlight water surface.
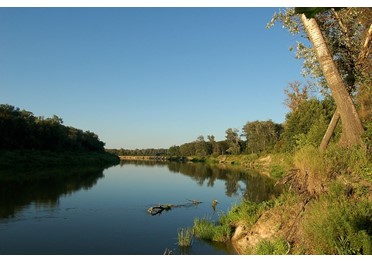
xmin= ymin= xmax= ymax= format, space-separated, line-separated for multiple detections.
xmin=0 ymin=161 xmax=281 ymax=255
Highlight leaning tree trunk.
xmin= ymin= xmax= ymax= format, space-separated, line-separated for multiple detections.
xmin=301 ymin=14 xmax=364 ymax=148
xmin=319 ymin=108 xmax=340 ymax=151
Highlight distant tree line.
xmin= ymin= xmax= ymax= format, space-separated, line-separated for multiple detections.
xmin=107 ymin=148 xmax=168 ymax=156
xmin=0 ymin=104 xmax=106 ymax=152
xmin=167 ymin=121 xmax=284 ymax=157
xmin=110 ymin=94 xmax=338 ymax=157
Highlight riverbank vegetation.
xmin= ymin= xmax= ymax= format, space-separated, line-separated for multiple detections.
xmin=192 ymin=146 xmax=371 ymax=254
xmin=0 ymin=104 xmax=119 ymax=169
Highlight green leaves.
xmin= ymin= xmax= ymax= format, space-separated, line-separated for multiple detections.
xmin=294 ymin=7 xmax=344 ymax=18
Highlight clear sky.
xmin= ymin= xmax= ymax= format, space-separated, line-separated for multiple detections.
xmin=0 ymin=5 xmax=312 ymax=149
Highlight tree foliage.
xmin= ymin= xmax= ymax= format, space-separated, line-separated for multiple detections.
xmin=225 ymin=128 xmax=242 ymax=155
xmin=0 ymin=104 xmax=105 ymax=152
xmin=279 ymin=98 xmax=336 ymax=152
xmin=243 ymin=120 xmax=283 ymax=154
xmin=284 ymin=81 xmax=314 ymax=112
xmin=107 ymin=147 xmax=168 ymax=156
xmin=268 ymin=7 xmax=372 ymax=123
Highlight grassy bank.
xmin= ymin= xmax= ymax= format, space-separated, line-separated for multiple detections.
xmin=0 ymin=150 xmax=120 ymax=170
xmin=191 ymin=145 xmax=372 ymax=254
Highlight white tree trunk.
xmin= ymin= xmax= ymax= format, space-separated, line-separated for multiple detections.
xmin=301 ymin=14 xmax=364 ymax=147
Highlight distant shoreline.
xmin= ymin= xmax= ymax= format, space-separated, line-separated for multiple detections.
xmin=0 ymin=150 xmax=120 ymax=170
xmin=119 ymin=155 xmax=168 ymax=161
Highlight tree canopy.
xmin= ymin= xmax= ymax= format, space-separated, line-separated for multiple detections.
xmin=0 ymin=104 xmax=106 ymax=152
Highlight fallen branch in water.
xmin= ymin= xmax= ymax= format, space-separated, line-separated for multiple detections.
xmin=147 ymin=199 xmax=203 ymax=216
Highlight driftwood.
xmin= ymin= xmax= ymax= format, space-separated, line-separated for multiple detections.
xmin=147 ymin=199 xmax=202 ymax=216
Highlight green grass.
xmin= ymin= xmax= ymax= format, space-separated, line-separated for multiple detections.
xmin=193 ymin=217 xmax=217 ymax=241
xmin=301 ymin=181 xmax=372 ymax=254
xmin=221 ymin=200 xmax=275 ymax=228
xmin=255 ymin=238 xmax=288 ymax=255
xmin=193 ymin=217 xmax=231 ymax=242
xmin=177 ymin=227 xmax=194 ymax=247
xmin=193 ymin=200 xmax=274 ymax=243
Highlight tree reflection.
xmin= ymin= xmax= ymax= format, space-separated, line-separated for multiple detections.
xmin=0 ymin=166 xmax=106 ymax=219
xmin=123 ymin=160 xmax=282 ymax=203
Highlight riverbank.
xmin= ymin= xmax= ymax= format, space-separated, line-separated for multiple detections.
xmin=166 ymin=150 xmax=371 ymax=254
xmin=178 ymin=154 xmax=292 ymax=180
xmin=119 ymin=153 xmax=292 ymax=180
xmin=0 ymin=150 xmax=120 ymax=170
xmin=119 ymin=155 xmax=168 ymax=161
xmin=190 ymin=146 xmax=372 ymax=254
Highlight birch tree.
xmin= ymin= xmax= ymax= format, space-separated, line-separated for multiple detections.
xmin=268 ymin=8 xmax=371 ymax=149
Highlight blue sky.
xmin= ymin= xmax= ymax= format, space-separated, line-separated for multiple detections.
xmin=0 ymin=7 xmax=308 ymax=149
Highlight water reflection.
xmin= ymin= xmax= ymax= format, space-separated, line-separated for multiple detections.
xmin=0 ymin=160 xmax=280 ymax=255
xmin=0 ymin=166 xmax=106 ymax=219
xmin=121 ymin=160 xmax=282 ymax=203
xmin=1 ymin=161 xmax=281 ymax=221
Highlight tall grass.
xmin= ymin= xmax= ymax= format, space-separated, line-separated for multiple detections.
xmin=301 ymin=181 xmax=372 ymax=254
xmin=193 ymin=200 xmax=274 ymax=243
xmin=291 ymin=144 xmax=372 ymax=254
xmin=194 ymin=144 xmax=372 ymax=254
xmin=177 ymin=227 xmax=194 ymax=247
xmin=193 ymin=218 xmax=231 ymax=242
xmin=293 ymin=144 xmax=371 ymax=181
xmin=324 ymin=144 xmax=371 ymax=180
xmin=226 ymin=200 xmax=275 ymax=227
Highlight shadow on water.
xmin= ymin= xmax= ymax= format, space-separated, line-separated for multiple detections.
xmin=0 ymin=165 xmax=110 ymax=219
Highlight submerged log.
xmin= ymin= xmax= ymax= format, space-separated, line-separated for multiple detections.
xmin=147 ymin=199 xmax=203 ymax=216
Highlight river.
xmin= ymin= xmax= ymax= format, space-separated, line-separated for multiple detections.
xmin=0 ymin=160 xmax=281 ymax=255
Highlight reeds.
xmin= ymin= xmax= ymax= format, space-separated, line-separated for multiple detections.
xmin=177 ymin=227 xmax=194 ymax=247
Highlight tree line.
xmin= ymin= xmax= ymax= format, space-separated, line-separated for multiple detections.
xmin=107 ymin=148 xmax=168 ymax=156
xmin=167 ymin=97 xmax=336 ymax=157
xmin=0 ymin=104 xmax=106 ymax=152
xmin=111 ymin=95 xmax=337 ymax=158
